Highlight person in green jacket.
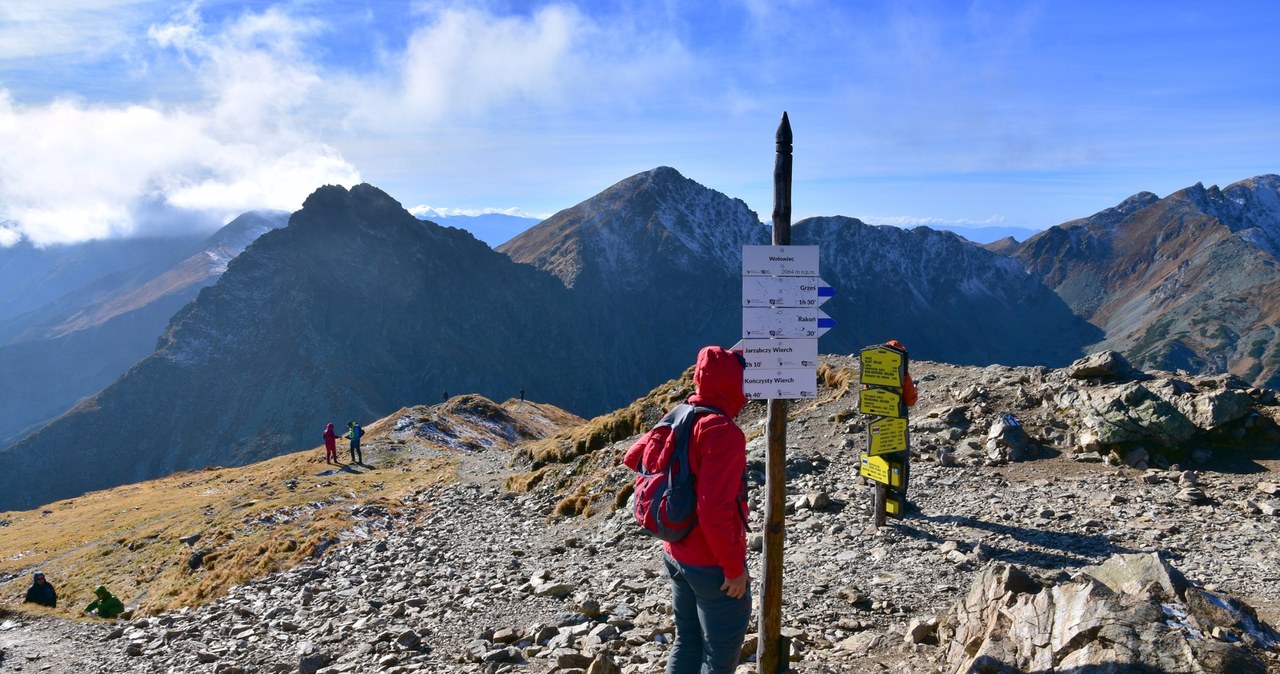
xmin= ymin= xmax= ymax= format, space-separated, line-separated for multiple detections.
xmin=345 ymin=421 xmax=364 ymax=464
xmin=84 ymin=585 xmax=124 ymax=619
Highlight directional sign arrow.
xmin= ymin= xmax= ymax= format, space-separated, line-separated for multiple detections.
xmin=817 ymin=310 xmax=835 ymax=336
xmin=817 ymin=279 xmax=835 ymax=306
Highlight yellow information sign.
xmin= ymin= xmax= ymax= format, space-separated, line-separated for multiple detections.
xmin=859 ymin=386 xmax=906 ymax=419
xmin=859 ymin=346 xmax=905 ymax=388
xmin=860 ymin=453 xmax=907 ymax=490
xmin=867 ymin=415 xmax=909 ymax=456
xmin=884 ymin=493 xmax=904 ymax=519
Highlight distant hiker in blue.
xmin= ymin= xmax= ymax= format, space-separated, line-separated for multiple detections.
xmin=24 ymin=571 xmax=56 ymax=607
xmin=346 ymin=421 xmax=365 ymax=464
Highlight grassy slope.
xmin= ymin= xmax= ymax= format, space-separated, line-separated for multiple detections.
xmin=0 ymin=396 xmax=583 ymax=618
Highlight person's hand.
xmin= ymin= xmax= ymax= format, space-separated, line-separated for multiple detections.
xmin=721 ymin=571 xmax=750 ymax=599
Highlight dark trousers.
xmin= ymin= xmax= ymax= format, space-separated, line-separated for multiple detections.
xmin=350 ymin=442 xmax=361 ymax=464
xmin=664 ymin=553 xmax=751 ymax=674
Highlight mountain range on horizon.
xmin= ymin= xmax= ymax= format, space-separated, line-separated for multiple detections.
xmin=1 ymin=167 xmax=1278 ymax=511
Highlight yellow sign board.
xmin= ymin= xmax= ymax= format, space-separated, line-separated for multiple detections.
xmin=859 ymin=346 xmax=905 ymax=388
xmin=867 ymin=416 xmax=909 ymax=456
xmin=884 ymin=493 xmax=904 ymax=519
xmin=860 ymin=453 xmax=907 ymax=490
xmin=859 ymin=386 xmax=906 ymax=419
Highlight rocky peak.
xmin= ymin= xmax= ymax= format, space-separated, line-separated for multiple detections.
xmin=498 ymin=167 xmax=765 ymax=290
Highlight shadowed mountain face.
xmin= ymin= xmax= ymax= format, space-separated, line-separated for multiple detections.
xmin=1009 ymin=175 xmax=1280 ymax=387
xmin=793 ymin=217 xmax=1101 ymax=364
xmin=0 ymin=211 xmax=289 ymax=447
xmin=0 ymin=185 xmax=618 ymax=510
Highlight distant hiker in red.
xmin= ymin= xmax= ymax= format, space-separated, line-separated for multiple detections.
xmin=662 ymin=345 xmax=751 ymax=674
xmin=886 ymin=339 xmax=918 ymax=407
xmin=322 ymin=422 xmax=338 ymax=464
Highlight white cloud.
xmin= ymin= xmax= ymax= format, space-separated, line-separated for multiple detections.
xmin=0 ymin=5 xmax=360 ymax=246
xmin=0 ymin=1 xmax=694 ymax=246
xmin=344 ymin=3 xmax=691 ymax=127
xmin=0 ymin=0 xmax=156 ymax=60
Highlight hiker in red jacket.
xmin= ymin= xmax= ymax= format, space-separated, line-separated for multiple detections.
xmin=885 ymin=339 xmax=918 ymax=407
xmin=322 ymin=422 xmax=338 ymax=464
xmin=663 ymin=345 xmax=751 ymax=674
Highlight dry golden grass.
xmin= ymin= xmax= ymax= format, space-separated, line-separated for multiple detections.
xmin=818 ymin=362 xmax=857 ymax=399
xmin=502 ymin=368 xmax=706 ymax=522
xmin=0 ymin=448 xmax=455 ymax=617
xmin=503 ymin=466 xmax=551 ymax=493
xmin=515 ymin=369 xmax=695 ymax=466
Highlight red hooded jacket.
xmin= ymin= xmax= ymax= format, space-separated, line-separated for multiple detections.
xmin=323 ymin=423 xmax=337 ymax=450
xmin=663 ymin=346 xmax=749 ymax=579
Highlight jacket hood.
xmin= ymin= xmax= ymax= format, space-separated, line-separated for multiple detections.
xmin=325 ymin=423 xmax=334 ymax=431
xmin=690 ymin=346 xmax=747 ymax=417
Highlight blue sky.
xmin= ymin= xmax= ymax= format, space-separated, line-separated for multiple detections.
xmin=1 ymin=0 xmax=1277 ymax=246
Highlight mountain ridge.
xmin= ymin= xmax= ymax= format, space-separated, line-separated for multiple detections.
xmin=1008 ymin=174 xmax=1280 ymax=386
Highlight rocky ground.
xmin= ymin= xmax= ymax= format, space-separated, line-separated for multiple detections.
xmin=2 ymin=352 xmax=1280 ymax=673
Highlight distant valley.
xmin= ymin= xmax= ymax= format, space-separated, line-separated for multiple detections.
xmin=0 ymin=211 xmax=289 ymax=446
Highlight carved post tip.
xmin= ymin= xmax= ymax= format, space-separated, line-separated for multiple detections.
xmin=776 ymin=112 xmax=792 ymax=143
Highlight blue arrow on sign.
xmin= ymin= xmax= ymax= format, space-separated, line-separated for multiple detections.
xmin=817 ymin=310 xmax=836 ymax=336
xmin=818 ymin=280 xmax=835 ymax=306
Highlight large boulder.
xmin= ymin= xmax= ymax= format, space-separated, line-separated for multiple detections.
xmin=1068 ymin=351 xmax=1140 ymax=382
xmin=936 ymin=554 xmax=1277 ymax=674
xmin=1058 ymin=382 xmax=1196 ymax=448
xmin=985 ymin=414 xmax=1034 ymax=462
xmin=1142 ymin=374 xmax=1256 ymax=432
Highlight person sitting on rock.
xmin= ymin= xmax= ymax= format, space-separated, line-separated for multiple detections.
xmin=84 ymin=585 xmax=124 ymax=619
xmin=23 ymin=571 xmax=56 ymax=607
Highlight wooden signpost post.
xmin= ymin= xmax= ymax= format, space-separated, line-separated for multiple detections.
xmin=756 ymin=111 xmax=793 ymax=674
xmin=858 ymin=343 xmax=911 ymax=527
xmin=749 ymin=113 xmax=836 ymax=673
